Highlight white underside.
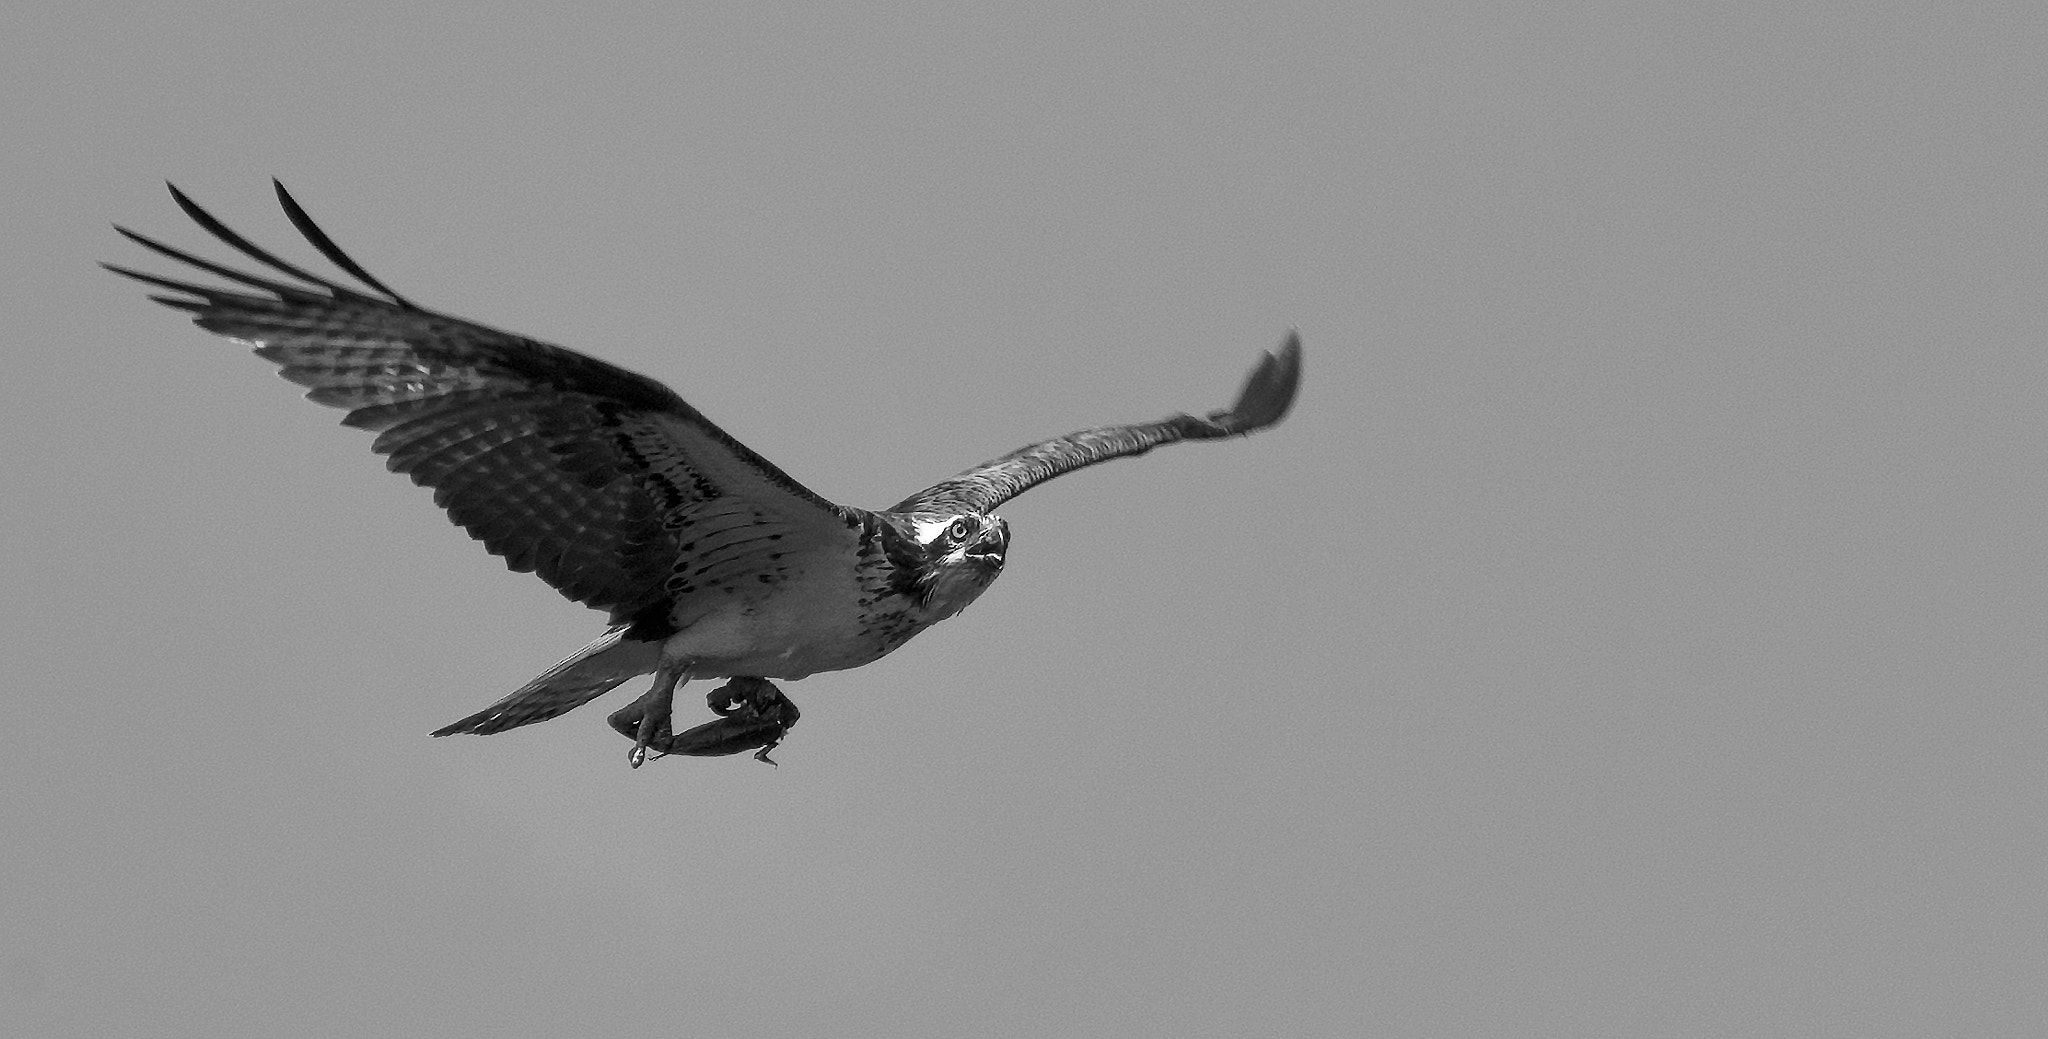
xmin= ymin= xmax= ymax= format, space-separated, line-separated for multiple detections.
xmin=647 ymin=545 xmax=921 ymax=680
xmin=659 ymin=589 xmax=900 ymax=680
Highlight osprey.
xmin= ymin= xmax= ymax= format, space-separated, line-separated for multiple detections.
xmin=108 ymin=182 xmax=1302 ymax=767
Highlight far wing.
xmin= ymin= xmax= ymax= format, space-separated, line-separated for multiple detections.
xmin=892 ymin=334 xmax=1301 ymax=515
xmin=108 ymin=181 xmax=862 ymax=634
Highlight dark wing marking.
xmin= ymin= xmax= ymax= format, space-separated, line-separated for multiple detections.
xmin=109 ymin=181 xmax=861 ymax=635
xmin=891 ymin=333 xmax=1301 ymax=515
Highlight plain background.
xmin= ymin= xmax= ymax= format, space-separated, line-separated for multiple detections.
xmin=5 ymin=3 xmax=2045 ymax=1036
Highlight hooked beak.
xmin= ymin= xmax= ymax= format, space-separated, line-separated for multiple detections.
xmin=966 ymin=521 xmax=1008 ymax=567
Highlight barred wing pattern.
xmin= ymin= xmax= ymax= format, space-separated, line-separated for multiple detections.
xmin=893 ymin=333 xmax=1301 ymax=515
xmin=107 ymin=181 xmax=860 ymax=636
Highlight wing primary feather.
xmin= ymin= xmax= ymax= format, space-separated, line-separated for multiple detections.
xmin=272 ymin=178 xmax=414 ymax=307
xmin=164 ymin=181 xmax=366 ymax=301
xmin=102 ymin=231 xmax=321 ymax=303
xmin=99 ymin=261 xmax=215 ymax=299
xmin=1205 ymin=330 xmax=1302 ymax=434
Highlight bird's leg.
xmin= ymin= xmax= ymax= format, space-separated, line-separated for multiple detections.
xmin=628 ymin=677 xmax=801 ymax=765
xmin=605 ymin=665 xmax=684 ymax=769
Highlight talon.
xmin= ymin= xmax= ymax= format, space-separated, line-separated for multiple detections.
xmin=629 ymin=677 xmax=800 ymax=762
xmin=607 ymin=666 xmax=682 ymax=770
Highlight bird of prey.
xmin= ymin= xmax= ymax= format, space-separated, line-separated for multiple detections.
xmin=108 ymin=181 xmax=1302 ymax=767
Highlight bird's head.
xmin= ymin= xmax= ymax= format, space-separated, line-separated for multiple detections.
xmin=910 ymin=512 xmax=1009 ymax=617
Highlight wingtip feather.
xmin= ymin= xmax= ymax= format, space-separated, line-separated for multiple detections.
xmin=164 ymin=181 xmax=204 ymax=223
xmin=1215 ymin=331 xmax=1302 ymax=434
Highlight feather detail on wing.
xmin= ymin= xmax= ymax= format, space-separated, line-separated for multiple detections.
xmin=107 ymin=181 xmax=861 ymax=631
xmin=892 ymin=333 xmax=1302 ymax=515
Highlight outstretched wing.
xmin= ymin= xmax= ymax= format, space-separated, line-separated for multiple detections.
xmin=892 ymin=334 xmax=1301 ymax=514
xmin=108 ymin=181 xmax=862 ymax=636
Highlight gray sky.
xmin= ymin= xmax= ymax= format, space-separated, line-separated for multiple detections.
xmin=6 ymin=3 xmax=2046 ymax=1036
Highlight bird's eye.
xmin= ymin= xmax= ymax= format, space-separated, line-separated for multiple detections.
xmin=947 ymin=518 xmax=972 ymax=542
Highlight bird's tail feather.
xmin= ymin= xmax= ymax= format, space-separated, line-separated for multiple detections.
xmin=431 ymin=627 xmax=661 ymax=737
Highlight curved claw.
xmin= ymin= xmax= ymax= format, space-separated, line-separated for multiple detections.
xmin=624 ymin=677 xmax=800 ymax=765
xmin=606 ymin=667 xmax=682 ymax=769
